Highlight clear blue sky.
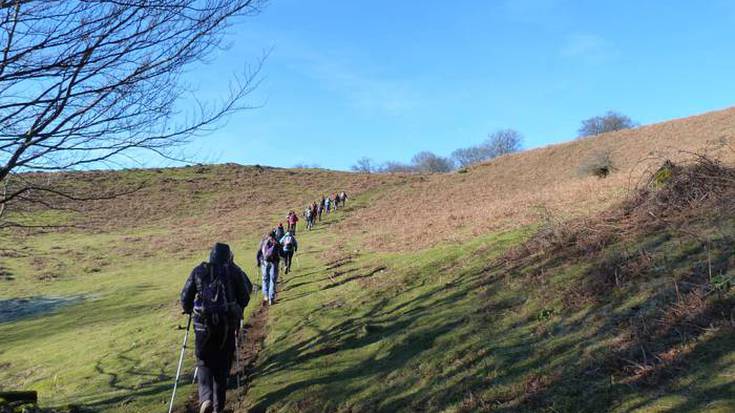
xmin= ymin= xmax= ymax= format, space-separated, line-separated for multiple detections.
xmin=175 ymin=0 xmax=735 ymax=170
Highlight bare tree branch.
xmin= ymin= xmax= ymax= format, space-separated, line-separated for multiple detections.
xmin=0 ymin=0 xmax=266 ymax=228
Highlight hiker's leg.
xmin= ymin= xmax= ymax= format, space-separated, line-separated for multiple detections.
xmin=261 ymin=264 xmax=269 ymax=299
xmin=270 ymin=263 xmax=279 ymax=301
xmin=211 ymin=345 xmax=232 ymax=413
xmin=265 ymin=263 xmax=274 ymax=301
xmin=197 ymin=363 xmax=214 ymax=406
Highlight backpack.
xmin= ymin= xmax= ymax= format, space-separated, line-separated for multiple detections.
xmin=261 ymin=239 xmax=278 ymax=262
xmin=193 ymin=264 xmax=233 ymax=328
xmin=282 ymin=235 xmax=294 ymax=247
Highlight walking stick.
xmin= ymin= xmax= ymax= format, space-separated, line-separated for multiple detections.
xmin=168 ymin=313 xmax=192 ymax=413
xmin=235 ymin=318 xmax=243 ymax=390
xmin=235 ymin=332 xmax=241 ymax=389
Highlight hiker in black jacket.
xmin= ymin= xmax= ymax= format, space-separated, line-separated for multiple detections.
xmin=181 ymin=243 xmax=252 ymax=413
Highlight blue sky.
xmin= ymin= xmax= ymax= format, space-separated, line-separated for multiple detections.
xmin=174 ymin=0 xmax=735 ymax=170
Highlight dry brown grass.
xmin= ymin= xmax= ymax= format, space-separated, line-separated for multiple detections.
xmin=341 ymin=106 xmax=735 ymax=251
xmin=8 ymin=165 xmax=411 ymax=254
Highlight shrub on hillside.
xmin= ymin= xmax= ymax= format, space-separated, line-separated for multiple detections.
xmin=578 ymin=150 xmax=616 ymax=178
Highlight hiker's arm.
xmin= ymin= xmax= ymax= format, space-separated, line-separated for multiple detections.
xmin=256 ymin=245 xmax=262 ymax=267
xmin=233 ymin=266 xmax=251 ymax=308
xmin=180 ymin=270 xmax=197 ymax=314
xmin=240 ymin=270 xmax=253 ymax=307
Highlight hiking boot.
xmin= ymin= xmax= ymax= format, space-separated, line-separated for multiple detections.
xmin=200 ymin=400 xmax=213 ymax=413
xmin=268 ymin=296 xmax=274 ymax=306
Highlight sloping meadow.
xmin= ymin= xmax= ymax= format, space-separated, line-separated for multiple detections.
xmin=0 ymin=165 xmax=410 ymax=412
xmin=339 ymin=107 xmax=735 ymax=252
xmin=243 ymin=157 xmax=735 ymax=412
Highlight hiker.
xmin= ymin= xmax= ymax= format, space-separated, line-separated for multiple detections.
xmin=257 ymin=233 xmax=282 ymax=305
xmin=287 ymin=211 xmax=298 ymax=235
xmin=304 ymin=206 xmax=314 ymax=230
xmin=333 ymin=192 xmax=340 ymax=210
xmin=325 ymin=197 xmax=331 ymax=214
xmin=180 ymin=243 xmax=252 ymax=413
xmin=316 ymin=202 xmax=323 ymax=222
xmin=340 ymin=191 xmax=348 ymax=205
xmin=279 ymin=231 xmax=298 ymax=274
xmin=274 ymin=223 xmax=285 ymax=241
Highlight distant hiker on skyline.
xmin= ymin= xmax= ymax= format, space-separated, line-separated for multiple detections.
xmin=274 ymin=223 xmax=285 ymax=241
xmin=280 ymin=231 xmax=298 ymax=274
xmin=287 ymin=211 xmax=299 ymax=234
xmin=180 ymin=243 xmax=252 ymax=413
xmin=257 ymin=233 xmax=282 ymax=305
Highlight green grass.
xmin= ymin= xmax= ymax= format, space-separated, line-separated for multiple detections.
xmin=240 ymin=197 xmax=735 ymax=412
xmin=0 ymin=227 xmax=268 ymax=412
xmin=2 ymin=167 xmax=734 ymax=413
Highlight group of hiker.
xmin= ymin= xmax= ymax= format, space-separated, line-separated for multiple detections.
xmin=303 ymin=191 xmax=348 ymax=231
xmin=177 ymin=190 xmax=348 ymax=413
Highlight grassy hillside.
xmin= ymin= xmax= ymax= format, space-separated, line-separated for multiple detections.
xmin=0 ymin=165 xmax=410 ymax=412
xmin=2 ymin=108 xmax=735 ymax=413
xmin=340 ymin=107 xmax=735 ymax=251
xmin=236 ymin=158 xmax=735 ymax=412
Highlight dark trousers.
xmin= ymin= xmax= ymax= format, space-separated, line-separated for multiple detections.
xmin=283 ymin=250 xmax=294 ymax=274
xmin=195 ymin=326 xmax=235 ymax=412
xmin=197 ymin=361 xmax=229 ymax=412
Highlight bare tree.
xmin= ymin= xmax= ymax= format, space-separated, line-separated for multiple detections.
xmin=380 ymin=161 xmax=415 ymax=173
xmin=411 ymin=151 xmax=454 ymax=173
xmin=451 ymin=146 xmax=487 ymax=169
xmin=0 ymin=0 xmax=265 ymax=227
xmin=485 ymin=129 xmax=522 ymax=157
xmin=451 ymin=128 xmax=523 ymax=168
xmin=578 ymin=111 xmax=637 ymax=137
xmin=351 ymin=157 xmax=376 ymax=173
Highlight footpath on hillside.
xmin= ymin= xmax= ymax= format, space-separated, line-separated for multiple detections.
xmin=182 ymin=197 xmax=350 ymax=413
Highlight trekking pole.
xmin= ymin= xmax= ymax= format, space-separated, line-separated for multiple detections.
xmin=235 ymin=333 xmax=241 ymax=389
xmin=168 ymin=313 xmax=192 ymax=413
xmin=235 ymin=319 xmax=243 ymax=390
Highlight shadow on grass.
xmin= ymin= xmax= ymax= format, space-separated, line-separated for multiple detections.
xmin=248 ymin=216 xmax=735 ymax=412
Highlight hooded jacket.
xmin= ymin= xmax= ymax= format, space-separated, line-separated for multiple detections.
xmin=180 ymin=243 xmax=252 ymax=318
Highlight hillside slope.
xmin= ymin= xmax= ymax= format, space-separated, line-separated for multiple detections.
xmin=1 ymin=107 xmax=735 ymax=413
xmin=0 ymin=166 xmax=412 ymax=412
xmin=340 ymin=107 xmax=735 ymax=250
xmin=235 ymin=158 xmax=735 ymax=412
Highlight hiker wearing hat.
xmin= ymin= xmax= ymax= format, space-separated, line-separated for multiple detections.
xmin=180 ymin=243 xmax=253 ymax=413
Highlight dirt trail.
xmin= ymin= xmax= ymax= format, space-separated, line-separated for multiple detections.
xmin=182 ymin=303 xmax=269 ymax=413
xmin=227 ymin=304 xmax=269 ymax=412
